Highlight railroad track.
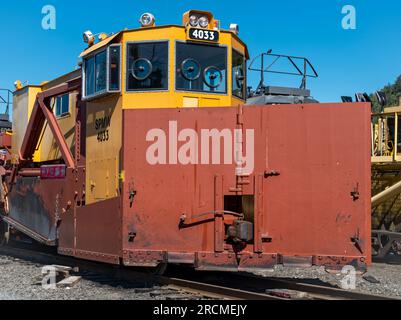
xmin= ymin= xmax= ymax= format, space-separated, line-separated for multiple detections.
xmin=187 ymin=271 xmax=395 ymax=300
xmin=0 ymin=244 xmax=397 ymax=300
xmin=0 ymin=244 xmax=282 ymax=300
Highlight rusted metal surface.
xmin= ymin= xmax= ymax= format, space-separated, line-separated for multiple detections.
xmin=121 ymin=103 xmax=371 ymax=271
xmin=75 ymin=98 xmax=87 ymax=166
xmin=74 ymin=197 xmax=121 ymax=264
xmin=123 ymin=250 xmax=166 ymax=267
xmin=195 ymin=252 xmax=238 ymax=271
xmin=5 ymin=80 xmax=83 ymax=253
xmin=7 ymin=177 xmax=61 ymax=243
xmin=0 ymin=133 xmax=11 ymax=148
xmin=5 ymin=97 xmax=371 ymax=272
xmin=238 ymin=253 xmax=278 ymax=272
xmin=57 ymin=166 xmax=85 ymax=252
xmin=19 ymin=168 xmax=41 ymax=177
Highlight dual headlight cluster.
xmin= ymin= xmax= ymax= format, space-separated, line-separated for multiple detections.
xmin=189 ymin=15 xmax=209 ymax=28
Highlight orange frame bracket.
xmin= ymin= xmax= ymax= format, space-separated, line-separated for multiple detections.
xmin=18 ymin=79 xmax=80 ymax=173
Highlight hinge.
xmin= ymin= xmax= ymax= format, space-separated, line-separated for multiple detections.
xmin=264 ymin=170 xmax=280 ymax=178
xmin=350 ymin=183 xmax=360 ymax=201
xmin=351 ymin=229 xmax=363 ymax=254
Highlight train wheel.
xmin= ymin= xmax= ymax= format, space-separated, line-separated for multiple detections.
xmin=0 ymin=219 xmax=9 ymax=246
xmin=154 ymin=262 xmax=168 ymax=275
xmin=143 ymin=262 xmax=168 ymax=275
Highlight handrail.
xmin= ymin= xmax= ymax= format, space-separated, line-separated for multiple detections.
xmin=0 ymin=89 xmax=12 ymax=115
xmin=248 ymin=51 xmax=318 ymax=91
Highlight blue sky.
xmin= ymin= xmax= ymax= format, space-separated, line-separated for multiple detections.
xmin=0 ymin=0 xmax=400 ymax=104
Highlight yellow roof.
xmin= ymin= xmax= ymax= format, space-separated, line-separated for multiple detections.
xmin=79 ymin=32 xmax=121 ymax=58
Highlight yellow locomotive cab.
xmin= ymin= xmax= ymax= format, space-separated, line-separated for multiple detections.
xmin=79 ymin=10 xmax=249 ymax=203
xmin=79 ymin=10 xmax=249 ymax=109
xmin=12 ymin=10 xmax=250 ymax=204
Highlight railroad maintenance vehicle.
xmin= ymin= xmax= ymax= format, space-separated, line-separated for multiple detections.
xmin=0 ymin=10 xmax=371 ymax=273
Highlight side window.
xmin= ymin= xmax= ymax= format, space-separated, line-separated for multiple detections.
xmin=83 ymin=45 xmax=121 ymax=99
xmin=55 ymin=94 xmax=69 ymax=117
xmin=85 ymin=56 xmax=95 ymax=96
xmin=95 ymin=50 xmax=107 ymax=92
xmin=109 ymin=45 xmax=121 ymax=91
xmin=126 ymin=42 xmax=168 ymax=91
xmin=232 ymin=50 xmax=246 ymax=99
xmin=84 ymin=50 xmax=107 ymax=97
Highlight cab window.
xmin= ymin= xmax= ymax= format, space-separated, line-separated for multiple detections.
xmin=232 ymin=49 xmax=246 ymax=99
xmin=55 ymin=94 xmax=69 ymax=117
xmin=109 ymin=45 xmax=121 ymax=91
xmin=126 ymin=41 xmax=168 ymax=91
xmin=176 ymin=42 xmax=227 ymax=94
xmin=83 ymin=45 xmax=121 ymax=99
xmin=84 ymin=50 xmax=107 ymax=97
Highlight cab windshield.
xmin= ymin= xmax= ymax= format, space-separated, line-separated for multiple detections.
xmin=175 ymin=42 xmax=227 ymax=94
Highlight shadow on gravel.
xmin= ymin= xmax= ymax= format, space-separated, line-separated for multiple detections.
xmin=0 ymin=245 xmax=162 ymax=291
xmin=373 ymin=255 xmax=401 ymax=265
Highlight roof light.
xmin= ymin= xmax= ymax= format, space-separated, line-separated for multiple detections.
xmin=98 ymin=32 xmax=109 ymax=41
xmin=14 ymin=80 xmax=22 ymax=90
xmin=213 ymin=20 xmax=220 ymax=30
xmin=83 ymin=30 xmax=95 ymax=45
xmin=198 ymin=16 xmax=209 ymax=28
xmin=229 ymin=23 xmax=239 ymax=35
xmin=139 ymin=13 xmax=155 ymax=27
xmin=189 ymin=15 xmax=198 ymax=27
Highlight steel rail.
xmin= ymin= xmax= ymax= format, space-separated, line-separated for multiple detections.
xmin=164 ymin=268 xmax=399 ymax=300
xmin=237 ymin=274 xmax=397 ymax=301
xmin=0 ymin=244 xmax=283 ymax=300
xmin=0 ymin=244 xmax=397 ymax=300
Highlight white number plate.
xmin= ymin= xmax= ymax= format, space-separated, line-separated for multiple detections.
xmin=188 ymin=28 xmax=219 ymax=42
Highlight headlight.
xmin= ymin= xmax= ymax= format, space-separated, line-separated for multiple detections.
xmin=229 ymin=23 xmax=239 ymax=35
xmin=198 ymin=16 xmax=209 ymax=28
xmin=189 ymin=15 xmax=198 ymax=27
xmin=83 ymin=30 xmax=94 ymax=44
xmin=139 ymin=13 xmax=155 ymax=27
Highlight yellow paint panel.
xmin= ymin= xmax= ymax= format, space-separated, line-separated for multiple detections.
xmin=183 ymin=97 xmax=199 ymax=108
xmin=200 ymin=97 xmax=220 ymax=107
xmin=38 ymin=92 xmax=77 ymax=162
xmin=89 ymin=157 xmax=118 ymax=200
xmin=12 ymin=86 xmax=42 ymax=162
xmin=85 ymin=95 xmax=122 ymax=204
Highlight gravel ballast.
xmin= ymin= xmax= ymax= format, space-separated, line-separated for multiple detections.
xmin=255 ymin=260 xmax=401 ymax=298
xmin=1 ymin=252 xmax=400 ymax=299
xmin=0 ymin=254 xmax=203 ymax=300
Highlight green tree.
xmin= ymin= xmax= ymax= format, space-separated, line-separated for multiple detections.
xmin=371 ymin=75 xmax=401 ymax=113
